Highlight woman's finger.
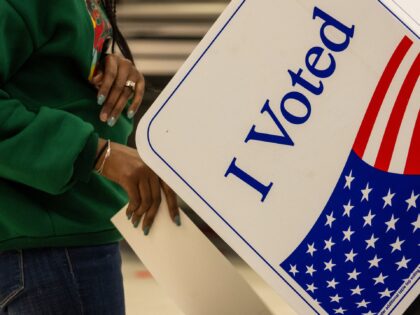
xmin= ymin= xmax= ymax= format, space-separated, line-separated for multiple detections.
xmin=125 ymin=180 xmax=141 ymax=221
xmin=126 ymin=73 xmax=145 ymax=119
xmin=97 ymin=55 xmax=118 ymax=107
xmin=100 ymin=59 xmax=132 ymax=125
xmin=161 ymin=180 xmax=180 ymax=226
xmin=131 ymin=177 xmax=152 ymax=228
xmin=142 ymin=175 xmax=162 ymax=235
xmin=110 ymin=72 xmax=140 ymax=123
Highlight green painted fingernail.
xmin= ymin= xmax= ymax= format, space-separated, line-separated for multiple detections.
xmin=174 ymin=215 xmax=181 ymax=226
xmin=98 ymin=94 xmax=105 ymax=106
xmin=143 ymin=226 xmax=150 ymax=236
xmin=127 ymin=110 xmax=135 ymax=119
xmin=133 ymin=220 xmax=140 ymax=228
xmin=107 ymin=116 xmax=116 ymax=127
xmin=127 ymin=213 xmax=132 ymax=220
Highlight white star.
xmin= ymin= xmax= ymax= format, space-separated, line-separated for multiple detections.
xmin=345 ymin=249 xmax=357 ymax=262
xmin=351 ymin=285 xmax=365 ymax=295
xmin=344 ymin=170 xmax=354 ymax=189
xmin=390 ymin=237 xmax=405 ymax=253
xmin=348 ymin=268 xmax=361 ymax=280
xmin=326 ymin=278 xmax=339 ymax=289
xmin=324 ymin=259 xmax=336 ymax=272
xmin=343 ymin=200 xmax=354 ymax=217
xmin=385 ymin=214 xmax=399 ymax=232
xmin=396 ymin=256 xmax=411 ymax=270
xmin=406 ymin=191 xmax=419 ymax=211
xmin=361 ymin=183 xmax=372 ymax=202
xmin=289 ymin=264 xmax=299 ymax=276
xmin=306 ymin=243 xmax=317 ymax=256
xmin=379 ymin=288 xmax=394 ymax=298
xmin=342 ymin=226 xmax=355 ymax=241
xmin=314 ymin=299 xmax=321 ymax=305
xmin=363 ymin=210 xmax=376 ymax=227
xmin=334 ymin=307 xmax=346 ymax=314
xmin=306 ymin=283 xmax=317 ymax=293
xmin=411 ymin=214 xmax=420 ymax=232
xmin=330 ymin=294 xmax=343 ymax=303
xmin=365 ymin=234 xmax=379 ymax=249
xmin=368 ymin=255 xmax=382 ymax=269
xmin=373 ymin=272 xmax=388 ymax=285
xmin=324 ymin=237 xmax=335 ymax=252
xmin=362 ymin=311 xmax=376 ymax=315
xmin=306 ymin=265 xmax=316 ymax=276
xmin=325 ymin=212 xmax=336 ymax=228
xmin=382 ymin=189 xmax=395 ymax=208
xmin=356 ymin=299 xmax=371 ymax=308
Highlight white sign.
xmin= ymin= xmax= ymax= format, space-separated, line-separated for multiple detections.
xmin=137 ymin=0 xmax=419 ymax=314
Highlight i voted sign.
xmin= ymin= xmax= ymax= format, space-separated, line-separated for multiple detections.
xmin=137 ymin=0 xmax=419 ymax=314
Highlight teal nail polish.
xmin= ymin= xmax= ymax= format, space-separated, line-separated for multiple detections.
xmin=97 ymin=94 xmax=105 ymax=106
xmin=107 ymin=116 xmax=116 ymax=127
xmin=174 ymin=215 xmax=181 ymax=226
xmin=133 ymin=220 xmax=140 ymax=228
xmin=143 ymin=226 xmax=150 ymax=236
xmin=127 ymin=110 xmax=135 ymax=119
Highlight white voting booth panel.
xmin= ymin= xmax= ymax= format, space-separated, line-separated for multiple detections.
xmin=129 ymin=0 xmax=419 ymax=314
xmin=112 ymin=198 xmax=272 ymax=315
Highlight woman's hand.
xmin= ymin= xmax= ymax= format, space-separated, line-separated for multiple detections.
xmin=91 ymin=54 xmax=145 ymax=126
xmin=97 ymin=139 xmax=180 ymax=235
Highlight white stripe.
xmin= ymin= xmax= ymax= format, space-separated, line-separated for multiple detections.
xmin=389 ymin=73 xmax=419 ymax=174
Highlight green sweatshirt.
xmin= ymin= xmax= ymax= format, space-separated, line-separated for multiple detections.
xmin=0 ymin=0 xmax=132 ymax=250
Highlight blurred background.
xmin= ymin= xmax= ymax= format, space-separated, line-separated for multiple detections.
xmin=116 ymin=1 xmax=418 ymax=314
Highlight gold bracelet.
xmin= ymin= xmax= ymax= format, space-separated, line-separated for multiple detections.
xmin=96 ymin=139 xmax=111 ymax=175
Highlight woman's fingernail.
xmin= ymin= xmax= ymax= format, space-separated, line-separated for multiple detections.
xmin=127 ymin=213 xmax=132 ymax=220
xmin=127 ymin=110 xmax=135 ymax=119
xmin=133 ymin=220 xmax=140 ymax=228
xmin=107 ymin=116 xmax=116 ymax=127
xmin=174 ymin=215 xmax=181 ymax=226
xmin=100 ymin=112 xmax=108 ymax=122
xmin=97 ymin=94 xmax=105 ymax=106
xmin=143 ymin=226 xmax=150 ymax=236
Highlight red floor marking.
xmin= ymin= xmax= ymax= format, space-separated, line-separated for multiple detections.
xmin=135 ymin=270 xmax=153 ymax=279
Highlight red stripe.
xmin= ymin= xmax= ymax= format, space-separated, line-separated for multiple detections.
xmin=353 ymin=36 xmax=413 ymax=157
xmin=375 ymin=53 xmax=420 ymax=171
xmin=404 ymin=110 xmax=420 ymax=174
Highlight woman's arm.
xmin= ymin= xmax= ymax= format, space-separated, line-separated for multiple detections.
xmin=0 ymin=1 xmax=99 ymax=194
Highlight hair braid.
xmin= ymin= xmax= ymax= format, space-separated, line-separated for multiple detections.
xmin=102 ymin=0 xmax=135 ymax=64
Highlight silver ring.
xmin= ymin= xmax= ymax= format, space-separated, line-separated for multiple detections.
xmin=125 ymin=80 xmax=136 ymax=91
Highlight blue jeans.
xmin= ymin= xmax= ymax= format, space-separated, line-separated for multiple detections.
xmin=0 ymin=243 xmax=125 ymax=315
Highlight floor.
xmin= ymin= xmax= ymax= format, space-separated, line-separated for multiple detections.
xmin=121 ymin=247 xmax=297 ymax=315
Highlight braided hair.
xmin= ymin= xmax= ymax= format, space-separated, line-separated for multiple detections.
xmin=101 ymin=0 xmax=135 ymax=63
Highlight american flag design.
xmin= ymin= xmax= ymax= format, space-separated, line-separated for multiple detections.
xmin=281 ymin=36 xmax=419 ymax=315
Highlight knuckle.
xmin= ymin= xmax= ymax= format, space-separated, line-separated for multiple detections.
xmin=105 ymin=67 xmax=117 ymax=77
xmin=114 ymin=82 xmax=125 ymax=89
xmin=133 ymin=209 xmax=143 ymax=218
xmin=130 ymin=201 xmax=140 ymax=210
xmin=122 ymin=58 xmax=132 ymax=65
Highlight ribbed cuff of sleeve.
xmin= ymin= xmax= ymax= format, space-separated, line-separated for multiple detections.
xmin=73 ymin=132 xmax=99 ymax=183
